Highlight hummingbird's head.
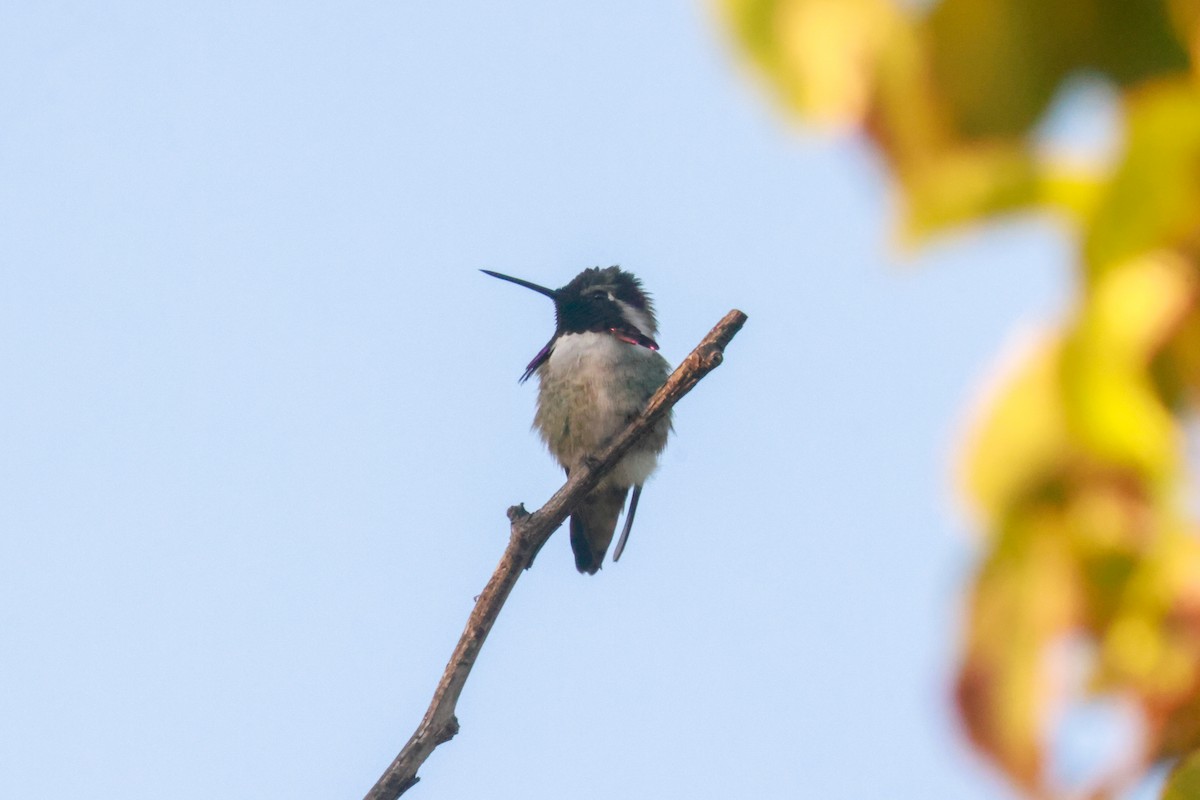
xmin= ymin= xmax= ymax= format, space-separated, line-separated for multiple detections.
xmin=556 ymin=266 xmax=657 ymax=339
xmin=481 ymin=266 xmax=658 ymax=342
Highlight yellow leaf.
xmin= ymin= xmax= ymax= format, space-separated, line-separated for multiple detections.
xmin=960 ymin=331 xmax=1072 ymax=524
xmin=900 ymin=143 xmax=1040 ymax=241
xmin=1062 ymin=252 xmax=1195 ymax=481
xmin=899 ymin=143 xmax=1104 ymax=242
xmin=719 ymin=0 xmax=901 ymax=127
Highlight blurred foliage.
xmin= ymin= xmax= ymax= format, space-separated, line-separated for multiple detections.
xmin=720 ymin=0 xmax=1200 ymax=797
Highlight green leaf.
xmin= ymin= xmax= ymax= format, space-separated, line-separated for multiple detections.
xmin=1163 ymin=745 xmax=1200 ymax=799
xmin=925 ymin=0 xmax=1189 ymax=140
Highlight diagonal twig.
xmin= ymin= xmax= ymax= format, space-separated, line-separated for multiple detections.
xmin=364 ymin=309 xmax=748 ymax=800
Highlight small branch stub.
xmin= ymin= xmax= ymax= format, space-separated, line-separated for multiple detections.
xmin=364 ymin=309 xmax=747 ymax=800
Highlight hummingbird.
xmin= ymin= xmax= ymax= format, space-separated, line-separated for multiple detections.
xmin=482 ymin=266 xmax=672 ymax=574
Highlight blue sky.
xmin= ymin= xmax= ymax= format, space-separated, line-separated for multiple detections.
xmin=0 ymin=2 xmax=1118 ymax=798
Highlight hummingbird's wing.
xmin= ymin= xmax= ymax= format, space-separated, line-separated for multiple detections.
xmin=520 ymin=336 xmax=556 ymax=383
xmin=611 ymin=484 xmax=642 ymax=563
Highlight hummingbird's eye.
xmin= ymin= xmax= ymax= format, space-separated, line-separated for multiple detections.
xmin=583 ymin=286 xmax=615 ymax=302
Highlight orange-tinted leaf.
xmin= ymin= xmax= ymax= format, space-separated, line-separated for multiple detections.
xmin=1100 ymin=529 xmax=1200 ymax=727
xmin=957 ymin=505 xmax=1083 ymax=792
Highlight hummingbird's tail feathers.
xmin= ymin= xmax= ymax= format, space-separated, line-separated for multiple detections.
xmin=569 ymin=485 xmax=628 ymax=574
xmin=611 ymin=484 xmax=642 ymax=563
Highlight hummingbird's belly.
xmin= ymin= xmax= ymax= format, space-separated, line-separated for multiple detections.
xmin=534 ymin=331 xmax=671 ymax=486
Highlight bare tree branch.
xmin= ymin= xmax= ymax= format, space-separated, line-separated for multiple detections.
xmin=364 ymin=309 xmax=748 ymax=800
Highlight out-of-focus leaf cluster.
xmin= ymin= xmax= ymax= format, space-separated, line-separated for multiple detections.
xmin=720 ymin=0 xmax=1200 ymax=797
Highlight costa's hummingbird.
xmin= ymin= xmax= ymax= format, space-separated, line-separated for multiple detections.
xmin=482 ymin=266 xmax=672 ymax=574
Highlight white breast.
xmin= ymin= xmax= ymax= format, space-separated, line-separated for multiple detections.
xmin=536 ymin=331 xmax=665 ymax=485
xmin=545 ymin=331 xmax=653 ymax=380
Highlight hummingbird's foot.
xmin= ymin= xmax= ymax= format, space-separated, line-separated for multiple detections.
xmin=582 ymin=454 xmax=603 ymax=473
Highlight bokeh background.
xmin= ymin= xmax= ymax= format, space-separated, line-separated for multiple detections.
xmin=0 ymin=2 xmax=1143 ymax=798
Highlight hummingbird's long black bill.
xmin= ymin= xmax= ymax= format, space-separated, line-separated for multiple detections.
xmin=480 ymin=269 xmax=558 ymax=299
